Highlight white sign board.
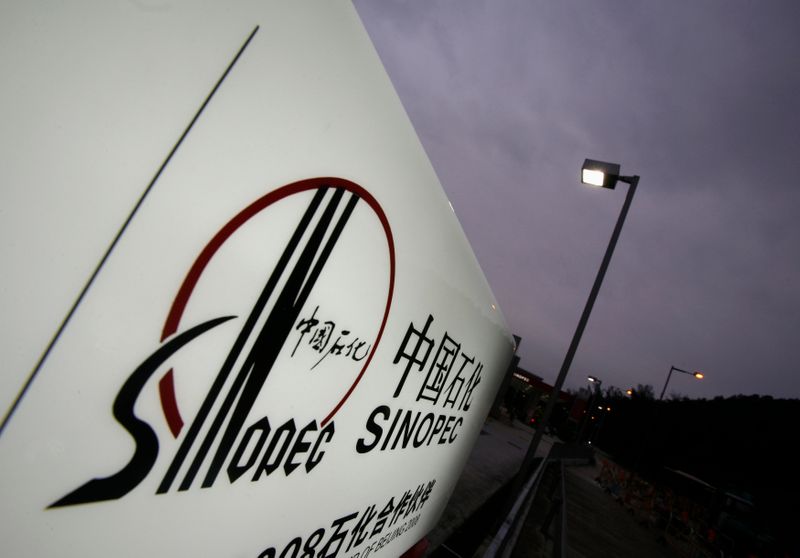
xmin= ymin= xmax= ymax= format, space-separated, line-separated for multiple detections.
xmin=0 ymin=3 xmax=513 ymax=556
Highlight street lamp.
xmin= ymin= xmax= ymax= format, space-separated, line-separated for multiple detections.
xmin=577 ymin=375 xmax=603 ymax=442
xmin=588 ymin=405 xmax=613 ymax=445
xmin=633 ymin=366 xmax=705 ymax=471
xmin=587 ymin=375 xmax=603 ymax=388
xmin=581 ymin=159 xmax=621 ymax=189
xmin=519 ymin=160 xmax=639 ymax=477
xmin=659 ymin=365 xmax=704 ymax=400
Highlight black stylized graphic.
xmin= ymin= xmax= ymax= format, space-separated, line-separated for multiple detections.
xmin=49 ymin=317 xmax=234 ymax=507
xmin=51 ymin=178 xmax=395 ymax=507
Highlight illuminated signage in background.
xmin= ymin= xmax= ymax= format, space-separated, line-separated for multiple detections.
xmin=512 ymin=372 xmax=532 ymax=384
xmin=0 ymin=3 xmax=513 ymax=557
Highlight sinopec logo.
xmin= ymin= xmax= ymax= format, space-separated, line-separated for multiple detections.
xmin=51 ymin=178 xmax=395 ymax=507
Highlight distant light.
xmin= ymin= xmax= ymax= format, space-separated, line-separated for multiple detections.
xmin=626 ymin=389 xmax=633 ymax=396
xmin=597 ymin=405 xmax=604 ymax=410
xmin=694 ymin=372 xmax=704 ymax=379
xmin=587 ymin=375 xmax=600 ymax=383
xmin=606 ymin=406 xmax=612 ymax=412
xmin=491 ymin=304 xmax=496 ymax=311
xmin=582 ymin=169 xmax=605 ymax=187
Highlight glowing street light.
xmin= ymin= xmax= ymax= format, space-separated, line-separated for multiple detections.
xmin=581 ymin=159 xmax=622 ymax=189
xmin=659 ymin=365 xmax=704 ymax=400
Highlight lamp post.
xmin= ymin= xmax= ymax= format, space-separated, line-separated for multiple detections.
xmin=577 ymin=375 xmax=603 ymax=443
xmin=634 ymin=366 xmax=704 ymax=471
xmin=587 ymin=375 xmax=603 ymax=421
xmin=588 ymin=405 xmax=612 ymax=445
xmin=659 ymin=365 xmax=704 ymax=400
xmin=518 ymin=160 xmax=639 ymax=478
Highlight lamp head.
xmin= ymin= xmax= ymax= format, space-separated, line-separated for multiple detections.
xmin=693 ymin=372 xmax=704 ymax=379
xmin=582 ymin=159 xmax=621 ymax=190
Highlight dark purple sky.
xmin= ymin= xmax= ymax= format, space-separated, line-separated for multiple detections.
xmin=354 ymin=1 xmax=800 ymax=400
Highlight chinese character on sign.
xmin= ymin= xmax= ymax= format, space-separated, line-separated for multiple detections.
xmin=371 ymin=497 xmax=395 ymax=537
xmin=346 ymin=505 xmax=376 ymax=551
xmin=443 ymin=352 xmax=474 ymax=409
xmin=417 ymin=333 xmax=461 ymax=404
xmin=460 ymin=362 xmax=483 ymax=411
xmin=292 ymin=306 xmax=321 ymax=356
xmin=392 ymin=314 xmax=434 ymax=397
xmin=310 ymin=322 xmax=335 ymax=353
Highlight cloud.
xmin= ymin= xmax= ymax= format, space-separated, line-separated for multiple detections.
xmin=355 ymin=0 xmax=800 ymax=398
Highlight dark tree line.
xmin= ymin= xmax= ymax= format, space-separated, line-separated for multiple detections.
xmin=587 ymin=390 xmax=800 ymax=553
